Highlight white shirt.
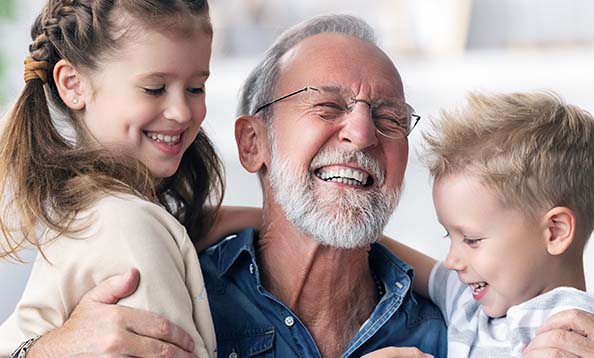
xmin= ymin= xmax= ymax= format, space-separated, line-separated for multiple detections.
xmin=429 ymin=262 xmax=594 ymax=357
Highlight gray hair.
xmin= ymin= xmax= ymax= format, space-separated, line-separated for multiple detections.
xmin=237 ymin=14 xmax=377 ymax=120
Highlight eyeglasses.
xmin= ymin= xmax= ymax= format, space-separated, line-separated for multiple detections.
xmin=253 ymin=86 xmax=421 ymax=138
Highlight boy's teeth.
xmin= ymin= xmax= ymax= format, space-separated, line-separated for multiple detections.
xmin=472 ymin=282 xmax=487 ymax=293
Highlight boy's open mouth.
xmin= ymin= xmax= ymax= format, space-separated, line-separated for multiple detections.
xmin=471 ymin=281 xmax=488 ymax=295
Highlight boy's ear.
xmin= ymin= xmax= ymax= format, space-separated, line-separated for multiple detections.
xmin=235 ymin=115 xmax=270 ymax=173
xmin=53 ymin=59 xmax=87 ymax=110
xmin=543 ymin=206 xmax=576 ymax=256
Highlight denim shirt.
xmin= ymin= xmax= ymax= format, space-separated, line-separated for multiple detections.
xmin=199 ymin=228 xmax=447 ymax=358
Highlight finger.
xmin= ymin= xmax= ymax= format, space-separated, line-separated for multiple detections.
xmin=537 ymin=309 xmax=594 ymax=337
xmin=71 ymin=355 xmax=131 ymax=358
xmin=118 ymin=306 xmax=195 ymax=353
xmin=525 ymin=328 xmax=594 ymax=358
xmin=104 ymin=330 xmax=197 ymax=358
xmin=80 ymin=269 xmax=140 ymax=305
xmin=522 ymin=347 xmax=580 ymax=358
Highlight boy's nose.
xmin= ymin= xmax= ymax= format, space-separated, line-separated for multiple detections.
xmin=444 ymin=245 xmax=465 ymax=272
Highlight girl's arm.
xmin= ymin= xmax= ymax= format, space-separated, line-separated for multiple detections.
xmin=379 ymin=237 xmax=437 ymax=298
xmin=198 ymin=206 xmax=262 ymax=252
xmin=0 ymin=195 xmax=216 ymax=357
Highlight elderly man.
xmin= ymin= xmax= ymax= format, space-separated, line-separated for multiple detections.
xmin=18 ymin=14 xmax=594 ymax=358
xmin=198 ymin=15 xmax=445 ymax=357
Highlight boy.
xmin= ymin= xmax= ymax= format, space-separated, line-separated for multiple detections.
xmin=385 ymin=91 xmax=594 ymax=357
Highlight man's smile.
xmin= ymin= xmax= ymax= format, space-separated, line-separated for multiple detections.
xmin=314 ymin=165 xmax=373 ymax=187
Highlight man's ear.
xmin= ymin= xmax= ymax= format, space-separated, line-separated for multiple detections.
xmin=542 ymin=206 xmax=576 ymax=256
xmin=53 ymin=59 xmax=87 ymax=110
xmin=235 ymin=115 xmax=269 ymax=173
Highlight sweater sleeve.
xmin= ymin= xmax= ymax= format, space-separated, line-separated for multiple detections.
xmin=0 ymin=194 xmax=215 ymax=358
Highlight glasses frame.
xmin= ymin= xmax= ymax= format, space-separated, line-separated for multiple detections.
xmin=252 ymin=86 xmax=421 ymax=137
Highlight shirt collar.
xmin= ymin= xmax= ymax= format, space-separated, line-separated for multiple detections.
xmin=369 ymin=242 xmax=417 ymax=304
xmin=216 ymin=227 xmax=259 ymax=277
xmin=214 ymin=228 xmax=417 ymax=303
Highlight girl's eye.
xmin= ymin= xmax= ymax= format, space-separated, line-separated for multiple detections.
xmin=187 ymin=87 xmax=205 ymax=95
xmin=143 ymin=86 xmax=165 ymax=96
xmin=442 ymin=230 xmax=450 ymax=239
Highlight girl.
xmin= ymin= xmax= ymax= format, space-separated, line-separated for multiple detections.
xmin=0 ymin=1 xmax=223 ymax=357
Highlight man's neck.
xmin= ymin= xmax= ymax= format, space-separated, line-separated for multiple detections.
xmin=257 ymin=203 xmax=379 ymax=357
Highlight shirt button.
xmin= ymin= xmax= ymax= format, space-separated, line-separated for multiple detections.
xmin=395 ymin=281 xmax=403 ymax=289
xmin=229 ymin=352 xmax=238 ymax=358
xmin=284 ymin=316 xmax=295 ymax=327
xmin=249 ymin=264 xmax=255 ymax=274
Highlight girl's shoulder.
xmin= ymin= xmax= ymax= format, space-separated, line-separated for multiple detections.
xmin=85 ymin=192 xmax=182 ymax=231
xmin=42 ymin=192 xmax=190 ymax=257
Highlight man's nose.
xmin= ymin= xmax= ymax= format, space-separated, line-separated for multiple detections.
xmin=337 ymin=102 xmax=378 ymax=150
xmin=163 ymin=93 xmax=192 ymax=123
xmin=444 ymin=244 xmax=466 ymax=272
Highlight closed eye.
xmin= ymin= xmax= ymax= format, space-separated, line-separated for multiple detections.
xmin=463 ymin=237 xmax=484 ymax=247
xmin=187 ymin=86 xmax=205 ymax=95
xmin=314 ymin=102 xmax=344 ymax=120
xmin=316 ymin=102 xmax=344 ymax=109
xmin=143 ymin=86 xmax=165 ymax=96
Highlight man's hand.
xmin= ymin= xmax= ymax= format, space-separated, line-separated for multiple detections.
xmin=362 ymin=347 xmax=433 ymax=358
xmin=523 ymin=309 xmax=594 ymax=357
xmin=27 ymin=269 xmax=197 ymax=358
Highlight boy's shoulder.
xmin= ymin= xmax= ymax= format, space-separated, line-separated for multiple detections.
xmin=510 ymin=286 xmax=594 ymax=316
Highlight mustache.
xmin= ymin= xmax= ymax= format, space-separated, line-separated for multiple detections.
xmin=309 ymin=147 xmax=385 ymax=186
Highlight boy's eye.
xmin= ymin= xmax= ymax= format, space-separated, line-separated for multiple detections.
xmin=463 ymin=237 xmax=483 ymax=247
xmin=143 ymin=86 xmax=165 ymax=96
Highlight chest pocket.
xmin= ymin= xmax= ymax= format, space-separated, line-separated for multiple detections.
xmin=218 ymin=327 xmax=275 ymax=358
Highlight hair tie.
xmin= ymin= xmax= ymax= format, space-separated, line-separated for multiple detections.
xmin=24 ymin=55 xmax=49 ymax=84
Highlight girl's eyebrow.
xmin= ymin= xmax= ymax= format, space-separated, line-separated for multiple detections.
xmin=136 ymin=70 xmax=210 ymax=81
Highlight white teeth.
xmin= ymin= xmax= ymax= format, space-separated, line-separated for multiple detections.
xmin=315 ymin=167 xmax=369 ymax=186
xmin=146 ymin=132 xmax=181 ymax=145
xmin=471 ymin=282 xmax=488 ymax=293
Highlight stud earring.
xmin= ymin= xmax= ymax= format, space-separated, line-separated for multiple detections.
xmin=73 ymin=99 xmax=79 ymax=104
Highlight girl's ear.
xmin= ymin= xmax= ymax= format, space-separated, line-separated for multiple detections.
xmin=53 ymin=59 xmax=87 ymax=110
xmin=543 ymin=206 xmax=576 ymax=256
xmin=235 ymin=115 xmax=270 ymax=173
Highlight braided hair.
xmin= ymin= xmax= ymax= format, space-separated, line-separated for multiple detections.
xmin=0 ymin=0 xmax=224 ymax=260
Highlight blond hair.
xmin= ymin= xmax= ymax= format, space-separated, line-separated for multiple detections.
xmin=0 ymin=0 xmax=223 ymax=260
xmin=425 ymin=91 xmax=594 ymax=239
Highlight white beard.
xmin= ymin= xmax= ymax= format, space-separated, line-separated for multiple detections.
xmin=268 ymin=141 xmax=400 ymax=249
